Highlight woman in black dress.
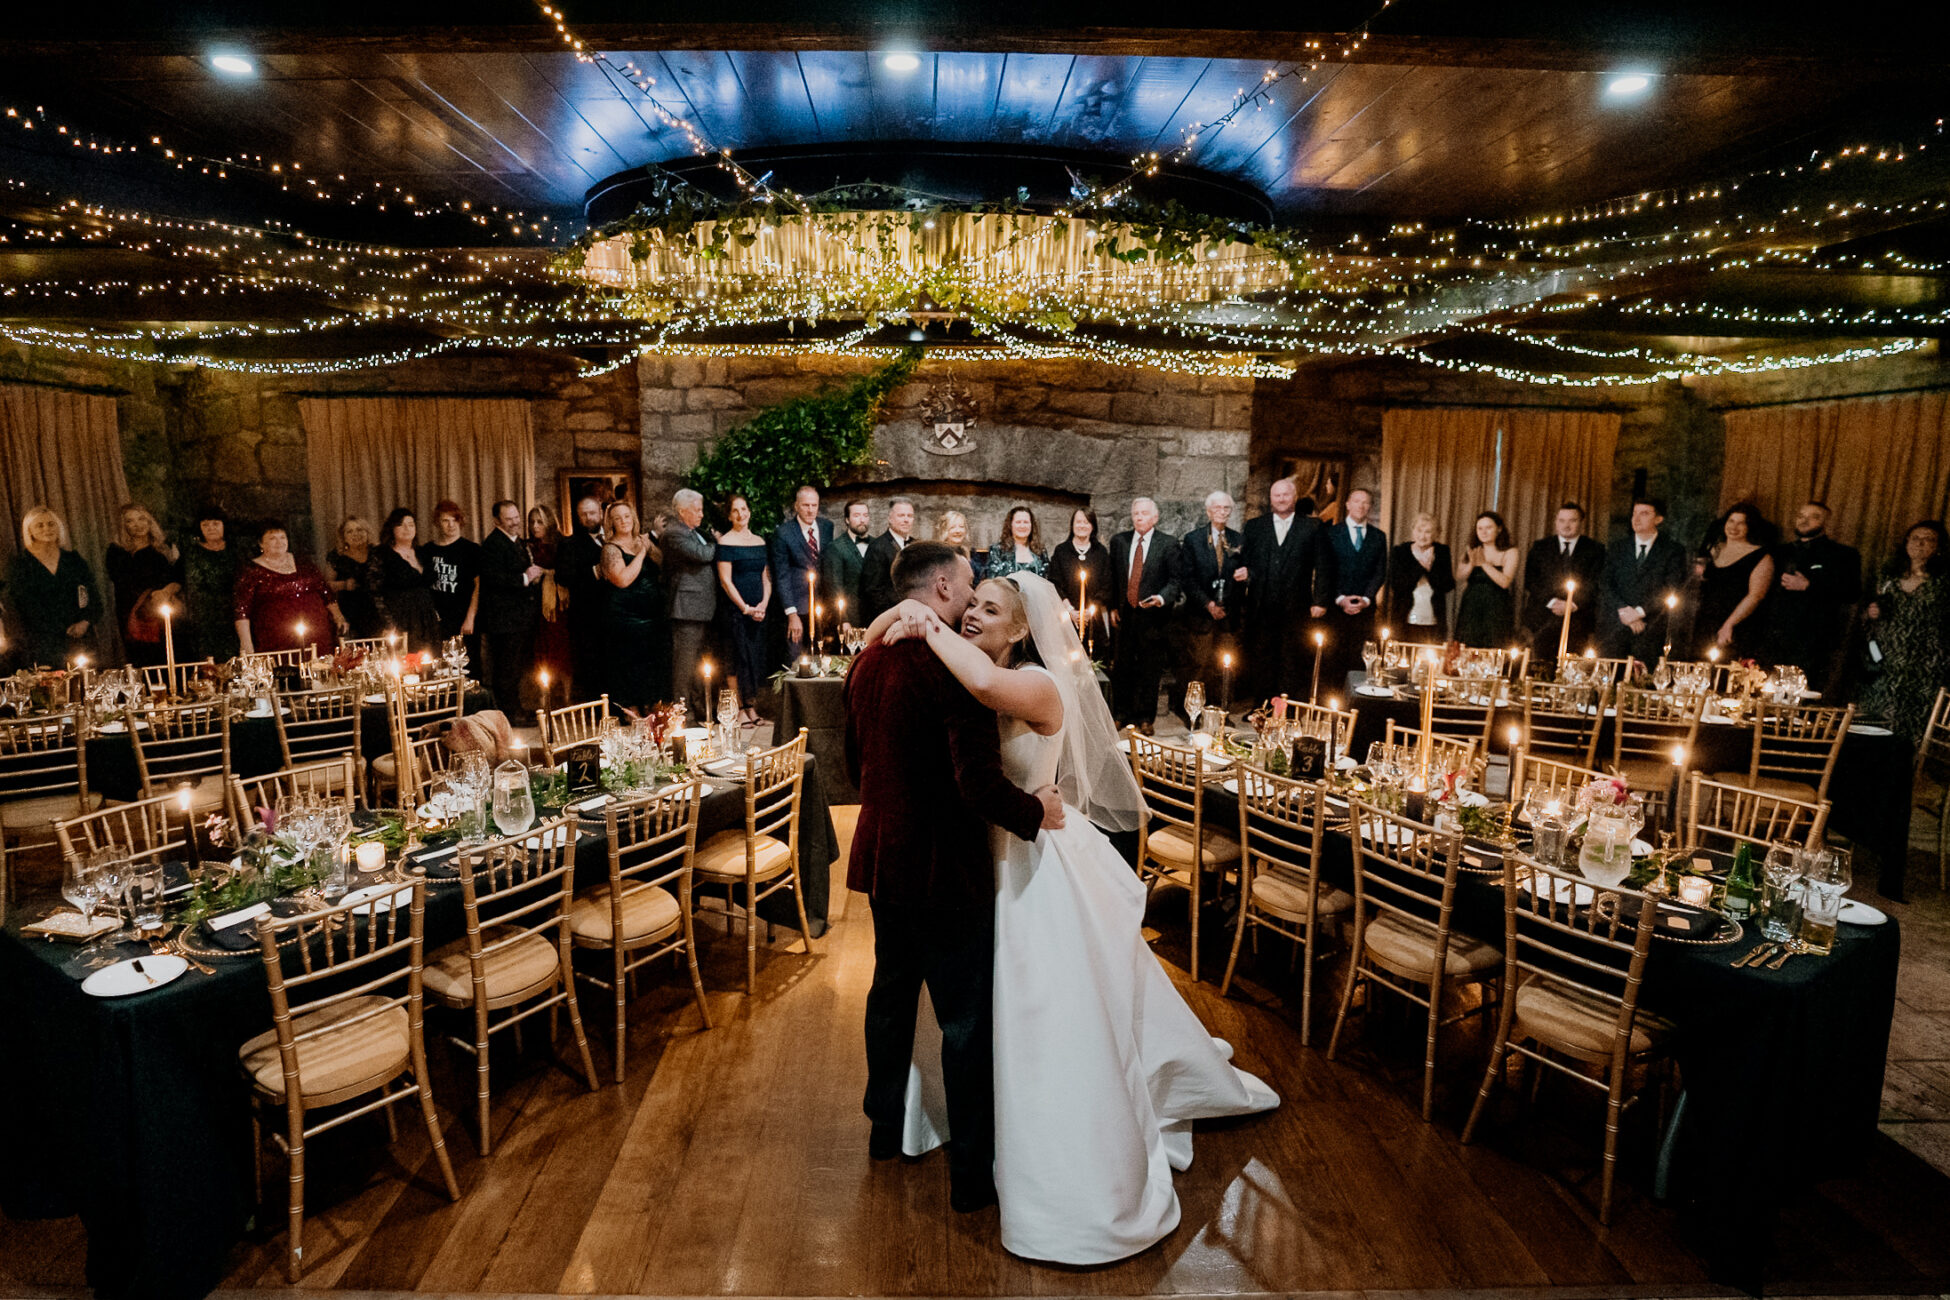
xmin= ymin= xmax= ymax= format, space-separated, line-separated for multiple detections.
xmin=1386 ymin=512 xmax=1455 ymax=641
xmin=181 ymin=507 xmax=243 ymax=662
xmin=1454 ymin=510 xmax=1520 ymax=647
xmin=1045 ymin=506 xmax=1115 ymax=656
xmin=326 ymin=516 xmax=383 ymax=640
xmin=104 ymin=502 xmax=182 ymax=667
xmin=600 ymin=501 xmax=664 ymax=714
xmin=372 ymin=507 xmax=441 ymax=651
xmin=714 ymin=494 xmax=772 ymax=725
xmin=6 ymin=506 xmax=100 ymax=669
xmin=1695 ymin=503 xmax=1776 ymax=659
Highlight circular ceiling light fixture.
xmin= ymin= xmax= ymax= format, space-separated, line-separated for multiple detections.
xmin=1604 ymin=72 xmax=1653 ymax=99
xmin=208 ymin=52 xmax=256 ymax=77
xmin=882 ymin=52 xmax=922 ymax=74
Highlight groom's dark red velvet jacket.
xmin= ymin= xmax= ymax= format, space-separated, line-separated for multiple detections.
xmin=844 ymin=638 xmax=1044 ymax=908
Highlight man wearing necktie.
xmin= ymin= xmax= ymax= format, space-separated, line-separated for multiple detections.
xmin=772 ymin=484 xmax=834 ymax=664
xmin=1600 ymin=498 xmax=1689 ymax=662
xmin=480 ymin=499 xmax=546 ymax=724
xmin=1317 ymin=488 xmax=1386 ymax=689
xmin=1522 ymin=501 xmax=1608 ymax=664
xmin=1108 ymin=497 xmax=1180 ymax=731
xmin=1168 ymin=490 xmax=1243 ymax=724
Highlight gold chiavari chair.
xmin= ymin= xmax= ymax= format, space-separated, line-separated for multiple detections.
xmin=1519 ymin=679 xmax=1605 ymax=766
xmin=1328 ymin=799 xmax=1501 ymax=1121
xmin=0 ymin=710 xmax=96 ymax=917
xmin=573 ymin=782 xmax=711 ymax=1080
xmin=1560 ymin=654 xmax=1632 ymax=688
xmin=425 ymin=815 xmax=600 ymax=1153
xmin=141 ymin=658 xmax=216 ymax=698
xmin=1382 ymin=719 xmax=1479 ymax=777
xmin=1273 ymin=698 xmax=1359 ymax=762
xmin=1714 ymin=702 xmax=1853 ymax=805
xmin=1684 ymin=773 xmax=1828 ymax=856
xmin=229 ymin=757 xmax=363 ymax=827
xmin=338 ymin=636 xmax=390 ymax=657
xmin=542 ymin=695 xmax=610 ymax=767
xmin=1128 ymin=730 xmax=1241 ymax=983
xmin=273 ymin=684 xmax=362 ymax=770
xmin=128 ymin=697 xmax=236 ymax=816
xmin=372 ymin=677 xmax=465 ymax=803
xmin=693 ymin=729 xmax=814 ymax=994
xmin=1427 ymin=674 xmax=1506 ymax=752
xmin=54 ymin=789 xmax=192 ymax=869
xmin=1658 ymin=659 xmax=1740 ymax=696
xmin=241 ymin=649 xmax=312 ymax=678
xmin=1914 ymin=687 xmax=1950 ymax=888
xmin=1461 ymin=856 xmax=1671 ymax=1224
xmin=1509 ymin=751 xmax=1609 ymax=810
xmin=1222 ymin=764 xmax=1350 ymax=1044
xmin=239 ymin=879 xmax=460 ymax=1279
xmin=1607 ymin=685 xmax=1705 ymax=811
xmin=378 ymin=728 xmax=452 ymax=812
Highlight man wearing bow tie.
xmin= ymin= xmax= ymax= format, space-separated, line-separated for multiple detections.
xmin=773 ymin=484 xmax=835 ymax=663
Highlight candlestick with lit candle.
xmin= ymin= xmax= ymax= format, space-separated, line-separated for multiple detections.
xmin=1221 ymin=651 xmax=1233 ymax=715
xmin=1418 ymin=650 xmax=1437 ymax=783
xmin=1377 ymin=626 xmax=1391 ymax=684
xmin=1662 ymin=592 xmax=1679 ymax=661
xmin=538 ymin=667 xmax=551 ymax=724
xmin=158 ymin=602 xmax=177 ymax=697
xmin=1557 ymin=580 xmax=1577 ymax=664
xmin=1310 ymin=630 xmax=1325 ymax=703
xmin=807 ymin=570 xmax=818 ymax=652
xmin=1666 ymin=743 xmax=1687 ymax=835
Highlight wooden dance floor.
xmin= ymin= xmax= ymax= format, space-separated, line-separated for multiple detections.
xmin=5 ymin=808 xmax=1950 ymax=1300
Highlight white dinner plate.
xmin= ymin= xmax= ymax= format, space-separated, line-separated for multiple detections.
xmin=82 ymin=954 xmax=188 ymax=998
xmin=1355 ymin=684 xmax=1394 ymax=698
xmin=1701 ymin=713 xmax=1736 ymax=726
xmin=1335 ymin=755 xmax=1359 ymax=771
xmin=361 ymin=693 xmax=387 ymax=704
xmin=1521 ymin=876 xmax=1596 ymax=906
xmin=243 ymin=705 xmax=292 ymax=719
xmin=701 ymin=756 xmax=748 ymax=777
xmin=1198 ymin=751 xmax=1233 ymax=770
xmin=1458 ymin=791 xmax=1490 ymax=808
xmin=1221 ymin=777 xmax=1239 ymax=795
xmin=93 ymin=718 xmax=151 ymax=733
xmin=1115 ymin=738 xmax=1131 ymax=753
xmin=1577 ymin=705 xmax=1618 ymax=717
xmin=1358 ymin=822 xmax=1415 ymax=847
xmin=1848 ymin=724 xmax=1894 ymax=737
xmin=342 ymin=882 xmax=410 ymax=916
xmin=1630 ymin=837 xmax=1652 ymax=856
xmin=1839 ymin=899 xmax=1888 ymax=926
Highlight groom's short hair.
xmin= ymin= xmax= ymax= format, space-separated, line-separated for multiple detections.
xmin=892 ymin=540 xmax=964 ymax=596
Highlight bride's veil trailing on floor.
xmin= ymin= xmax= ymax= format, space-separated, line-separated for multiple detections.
xmin=1003 ymin=572 xmax=1144 ymax=832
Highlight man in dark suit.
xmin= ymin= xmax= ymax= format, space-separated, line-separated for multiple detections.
xmin=772 ymin=484 xmax=836 ymax=662
xmin=844 ymin=541 xmax=1063 ymax=1211
xmin=857 ymin=498 xmax=916 ymax=626
xmin=1235 ymin=476 xmax=1325 ymax=704
xmin=1108 ymin=497 xmax=1180 ymax=731
xmin=1169 ymin=490 xmax=1243 ymax=721
xmin=479 ymin=499 xmax=545 ymax=724
xmin=656 ymin=488 xmax=717 ymax=716
xmin=1316 ymin=488 xmax=1386 ymax=690
xmin=824 ymin=499 xmax=874 ymax=627
xmin=556 ymin=496 xmax=608 ymax=702
xmin=1599 ymin=497 xmax=1691 ymax=662
xmin=1765 ymin=501 xmax=1863 ymax=693
xmin=1523 ymin=501 xmax=1608 ymax=665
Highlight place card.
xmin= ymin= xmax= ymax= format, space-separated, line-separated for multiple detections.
xmin=207 ymin=901 xmax=270 ymax=931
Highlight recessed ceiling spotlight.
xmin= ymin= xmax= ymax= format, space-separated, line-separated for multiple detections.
xmin=883 ymin=52 xmax=921 ymax=73
xmin=1605 ymin=72 xmax=1652 ymax=98
xmin=208 ymin=53 xmax=256 ymax=77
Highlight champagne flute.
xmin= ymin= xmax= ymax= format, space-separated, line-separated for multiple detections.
xmin=1362 ymin=639 xmax=1379 ymax=683
xmin=1184 ymin=680 xmax=1205 ymax=736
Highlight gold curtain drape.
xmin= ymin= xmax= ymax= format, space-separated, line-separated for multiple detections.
xmin=0 ymin=380 xmax=133 ymax=593
xmin=1497 ymin=408 xmax=1620 ymax=553
xmin=1721 ymin=390 xmax=1950 ymax=574
xmin=1380 ymin=406 xmax=1619 ymax=550
xmin=299 ymin=397 xmax=536 ymax=556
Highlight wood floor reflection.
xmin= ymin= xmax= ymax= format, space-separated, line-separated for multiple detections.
xmin=5 ymin=804 xmax=1950 ymax=1297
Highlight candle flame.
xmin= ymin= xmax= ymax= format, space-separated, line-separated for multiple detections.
xmin=1665 ymin=593 xmax=1678 ymax=609
xmin=1670 ymin=744 xmax=1687 ymax=765
xmin=1313 ymin=631 xmax=1324 ymax=647
xmin=159 ymin=603 xmax=172 ymax=618
xmin=539 ymin=669 xmax=550 ymax=687
xmin=1507 ymin=725 xmax=1522 ymax=746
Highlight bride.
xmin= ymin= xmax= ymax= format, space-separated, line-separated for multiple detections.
xmin=867 ymin=571 xmax=1278 ymax=1265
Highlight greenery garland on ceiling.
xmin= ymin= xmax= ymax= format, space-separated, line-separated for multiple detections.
xmin=682 ymin=345 xmax=923 ymax=526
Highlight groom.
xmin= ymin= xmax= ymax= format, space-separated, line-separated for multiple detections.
xmin=844 ymin=541 xmax=1065 ymax=1211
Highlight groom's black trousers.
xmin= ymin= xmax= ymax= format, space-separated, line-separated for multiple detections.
xmin=863 ymin=897 xmax=994 ymax=1186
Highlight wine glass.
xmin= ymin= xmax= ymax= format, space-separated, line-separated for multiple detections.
xmin=64 ymin=852 xmax=119 ymax=968
xmin=1361 ymin=639 xmax=1379 ymax=683
xmin=717 ymin=687 xmax=739 ymax=749
xmin=1184 ymin=680 xmax=1205 ymax=736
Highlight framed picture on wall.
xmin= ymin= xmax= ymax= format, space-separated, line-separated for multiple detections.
xmin=1275 ymin=456 xmax=1350 ymax=524
xmin=558 ymin=468 xmax=639 ymax=529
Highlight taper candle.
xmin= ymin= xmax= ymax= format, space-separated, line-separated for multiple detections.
xmin=1557 ymin=580 xmax=1576 ymax=662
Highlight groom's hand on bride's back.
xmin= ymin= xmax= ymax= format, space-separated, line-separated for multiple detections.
xmin=1036 ymin=785 xmax=1067 ymax=830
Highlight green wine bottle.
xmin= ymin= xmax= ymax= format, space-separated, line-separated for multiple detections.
xmin=1723 ymin=842 xmax=1759 ymax=919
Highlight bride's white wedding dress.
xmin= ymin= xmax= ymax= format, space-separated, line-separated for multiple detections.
xmin=902 ymin=666 xmax=1280 ymax=1265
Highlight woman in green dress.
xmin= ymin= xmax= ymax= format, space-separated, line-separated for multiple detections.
xmin=5 ymin=506 xmax=100 ymax=669
xmin=984 ymin=505 xmax=1048 ymax=581
xmin=1862 ymin=520 xmax=1950 ymax=744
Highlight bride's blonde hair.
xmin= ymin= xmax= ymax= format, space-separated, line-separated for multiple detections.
xmin=976 ymin=577 xmax=1040 ymax=667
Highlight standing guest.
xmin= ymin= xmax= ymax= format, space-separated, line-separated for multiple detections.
xmin=657 ymin=489 xmax=718 ymax=717
xmin=181 ymin=507 xmax=243 ymax=661
xmin=1234 ymin=478 xmax=1324 ymax=703
xmin=934 ymin=510 xmax=971 ymax=552
xmin=1169 ymin=491 xmax=1242 ymax=721
xmin=858 ymin=498 xmax=917 ymax=625
xmin=1599 ymin=498 xmax=1690 ymax=663
xmin=600 ymin=501 xmax=663 ymax=715
xmin=1454 ymin=511 xmax=1520 ymax=648
xmin=1862 ymin=521 xmax=1950 ymax=743
xmin=526 ymin=506 xmax=571 ymax=703
xmin=1386 ymin=512 xmax=1454 ymax=642
xmin=1317 ymin=488 xmax=1387 ymax=688
xmin=6 ymin=506 xmax=99 ymax=668
xmin=1694 ymin=503 xmax=1776 ymax=659
xmin=1522 ymin=502 xmax=1607 ymax=666
xmin=325 ymin=517 xmax=382 ymax=641
xmin=714 ymin=494 xmax=772 ymax=726
xmin=1766 ymin=501 xmax=1863 ymax=692
xmin=233 ymin=523 xmax=346 ymax=656
xmin=423 ymin=500 xmax=480 ymax=654
xmin=773 ymin=485 xmax=834 ymax=662
xmin=479 ymin=500 xmax=545 ymax=724
xmin=1108 ymin=497 xmax=1179 ymax=732
xmin=104 ymin=503 xmax=182 ymax=668
xmin=824 ymin=499 xmax=873 ymax=627
xmin=1046 ymin=506 xmax=1114 ymax=653
xmin=557 ymin=496 xmax=609 ymax=702
xmin=985 ymin=506 xmax=1047 ymax=581
xmin=372 ymin=507 xmax=441 ymax=651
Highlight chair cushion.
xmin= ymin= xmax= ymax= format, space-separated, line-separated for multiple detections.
xmin=1249 ymin=869 xmax=1352 ymax=921
xmin=693 ymin=830 xmax=793 ymax=882
xmin=1712 ymin=771 xmax=1820 ymax=801
xmin=570 ymin=881 xmax=681 ymax=944
xmin=1512 ymin=976 xmax=1672 ymax=1059
xmin=1362 ymin=913 xmax=1500 ymax=980
xmin=424 ymin=926 xmax=562 ymax=1003
xmin=1147 ymin=824 xmax=1243 ymax=868
xmin=238 ymin=995 xmax=410 ymax=1098
xmin=371 ymin=753 xmax=397 ymax=781
xmin=1 ymin=790 xmax=102 ymax=833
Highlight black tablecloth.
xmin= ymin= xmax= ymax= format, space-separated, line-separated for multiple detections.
xmin=1340 ymin=672 xmax=1913 ymax=899
xmin=0 ymin=756 xmax=838 ymax=1300
xmin=778 ymin=675 xmax=856 ymax=807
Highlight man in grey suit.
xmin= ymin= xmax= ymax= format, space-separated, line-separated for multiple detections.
xmin=656 ymin=488 xmax=718 ymax=716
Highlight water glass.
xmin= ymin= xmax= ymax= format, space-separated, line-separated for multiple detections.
xmin=1531 ymin=811 xmax=1571 ymax=868
xmin=126 ymin=860 xmax=166 ymax=933
xmin=1760 ymin=843 xmax=1803 ymax=941
xmin=1796 ymin=847 xmax=1850 ymax=955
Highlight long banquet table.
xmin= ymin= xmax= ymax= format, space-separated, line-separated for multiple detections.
xmin=0 ymin=759 xmax=838 ymax=1300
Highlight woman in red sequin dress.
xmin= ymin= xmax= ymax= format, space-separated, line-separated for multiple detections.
xmin=232 ymin=523 xmax=346 ymax=655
